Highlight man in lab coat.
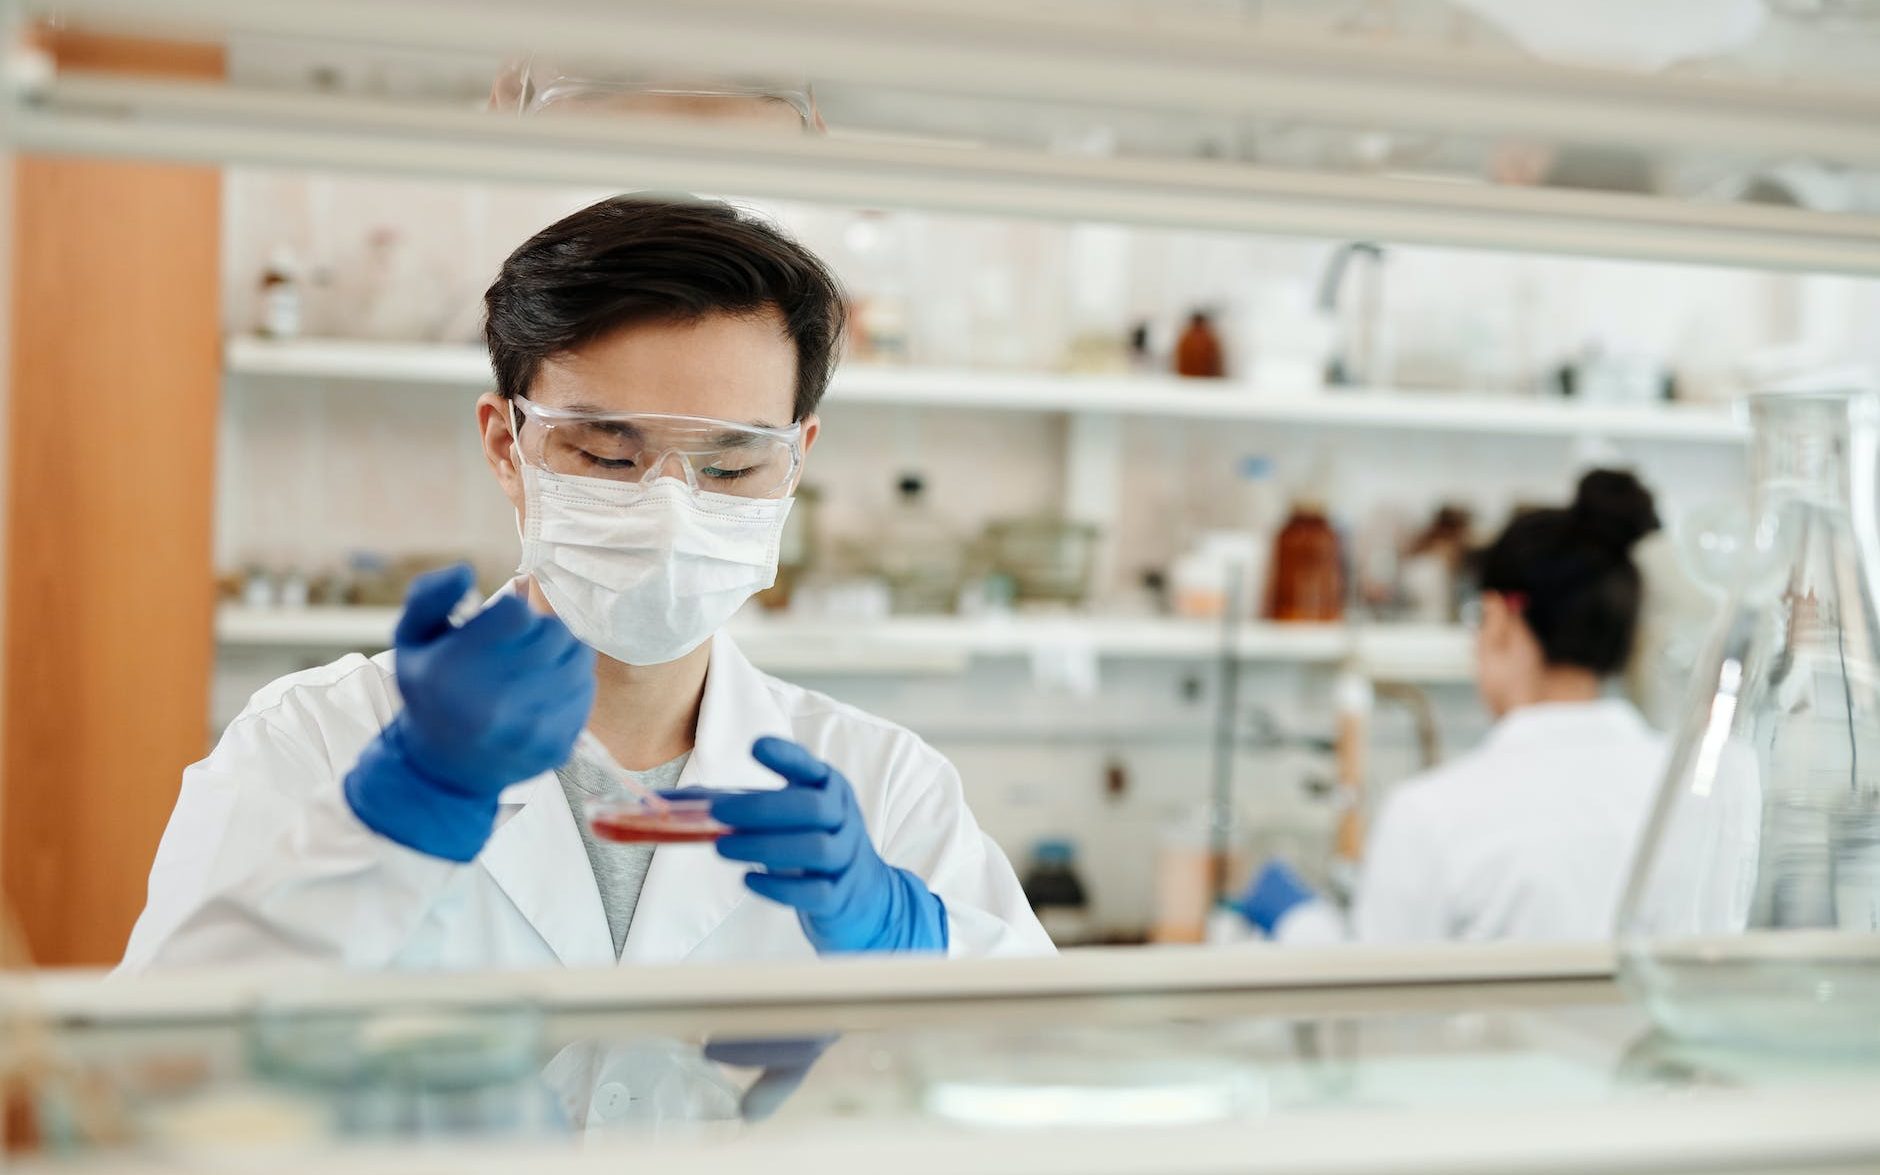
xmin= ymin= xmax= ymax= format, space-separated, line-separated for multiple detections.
xmin=125 ymin=196 xmax=1052 ymax=970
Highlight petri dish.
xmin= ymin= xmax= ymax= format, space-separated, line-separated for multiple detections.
xmin=584 ymin=796 xmax=731 ymax=845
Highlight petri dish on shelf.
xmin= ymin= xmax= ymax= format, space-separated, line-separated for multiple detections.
xmin=584 ymin=795 xmax=734 ymax=845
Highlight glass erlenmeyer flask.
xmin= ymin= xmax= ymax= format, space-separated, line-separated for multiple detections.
xmin=1619 ymin=388 xmax=1880 ymax=1053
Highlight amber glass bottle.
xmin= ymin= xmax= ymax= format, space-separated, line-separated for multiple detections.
xmin=1266 ymin=501 xmax=1344 ymax=622
xmin=1173 ymin=311 xmax=1225 ymax=378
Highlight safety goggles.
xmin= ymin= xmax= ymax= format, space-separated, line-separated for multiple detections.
xmin=509 ymin=398 xmax=804 ymax=501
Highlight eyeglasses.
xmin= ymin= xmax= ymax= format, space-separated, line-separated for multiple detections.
xmin=510 ymin=399 xmax=803 ymax=501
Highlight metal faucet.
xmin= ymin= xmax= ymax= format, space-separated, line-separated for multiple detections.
xmin=1316 ymin=241 xmax=1386 ymax=388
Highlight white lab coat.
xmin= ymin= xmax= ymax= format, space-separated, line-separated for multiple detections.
xmin=1280 ymin=699 xmax=1669 ymax=945
xmin=122 ymin=634 xmax=1053 ymax=971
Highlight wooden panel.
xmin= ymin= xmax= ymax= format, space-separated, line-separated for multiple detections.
xmin=32 ymin=28 xmax=225 ymax=78
xmin=1 ymin=36 xmax=223 ymax=966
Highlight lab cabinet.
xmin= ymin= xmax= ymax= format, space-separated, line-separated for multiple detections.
xmin=12 ymin=945 xmax=1880 ymax=1173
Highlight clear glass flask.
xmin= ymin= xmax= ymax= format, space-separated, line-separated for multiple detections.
xmin=1619 ymin=388 xmax=1880 ymax=1053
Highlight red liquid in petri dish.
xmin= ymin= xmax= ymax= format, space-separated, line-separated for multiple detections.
xmin=589 ymin=811 xmax=727 ymax=845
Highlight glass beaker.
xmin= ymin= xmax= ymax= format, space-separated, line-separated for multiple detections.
xmin=1618 ymin=388 xmax=1880 ymax=1053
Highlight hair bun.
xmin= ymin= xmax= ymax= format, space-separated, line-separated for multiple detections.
xmin=1570 ymin=468 xmax=1661 ymax=552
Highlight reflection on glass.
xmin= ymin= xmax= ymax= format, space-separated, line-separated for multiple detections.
xmin=243 ymin=1003 xmax=839 ymax=1143
xmin=247 ymin=999 xmax=554 ymax=1138
xmin=702 ymin=1036 xmax=838 ymax=1124
xmin=1616 ymin=1028 xmax=1880 ymax=1093
xmin=30 ymin=992 xmax=1880 ymax=1161
xmin=914 ymin=1028 xmax=1268 ymax=1129
xmin=1620 ymin=389 xmax=1880 ymax=1053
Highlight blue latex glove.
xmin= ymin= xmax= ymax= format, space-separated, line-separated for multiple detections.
xmin=345 ymin=563 xmax=596 ymax=862
xmin=1234 ymin=860 xmax=1320 ymax=936
xmin=711 ymin=738 xmax=948 ymax=954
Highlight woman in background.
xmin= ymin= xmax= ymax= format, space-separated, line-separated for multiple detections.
xmin=1245 ymin=469 xmax=1671 ymax=944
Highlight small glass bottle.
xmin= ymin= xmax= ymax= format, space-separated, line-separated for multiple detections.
xmin=258 ymin=247 xmax=302 ymax=340
xmin=1266 ymin=500 xmax=1345 ymax=622
xmin=1619 ymin=388 xmax=1880 ymax=1054
xmin=1174 ymin=311 xmax=1226 ymax=379
xmin=844 ymin=210 xmax=911 ymax=364
xmin=876 ymin=474 xmax=963 ymax=615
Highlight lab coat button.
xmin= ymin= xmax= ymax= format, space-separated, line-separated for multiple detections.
xmin=594 ymin=1081 xmax=632 ymax=1118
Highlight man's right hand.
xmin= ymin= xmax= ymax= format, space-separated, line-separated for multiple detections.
xmin=345 ymin=563 xmax=595 ymax=862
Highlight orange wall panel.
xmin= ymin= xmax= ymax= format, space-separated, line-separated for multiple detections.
xmin=2 ymin=36 xmax=223 ymax=966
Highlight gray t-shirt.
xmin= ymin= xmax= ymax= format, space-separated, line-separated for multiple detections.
xmin=557 ymin=750 xmax=692 ymax=961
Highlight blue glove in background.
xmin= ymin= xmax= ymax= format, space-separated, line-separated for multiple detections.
xmin=711 ymin=738 xmax=948 ymax=954
xmin=1233 ymin=859 xmax=1320 ymax=936
xmin=345 ymin=563 xmax=596 ymax=863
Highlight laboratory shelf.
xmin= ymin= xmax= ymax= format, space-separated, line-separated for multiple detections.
xmin=225 ymin=337 xmax=1747 ymax=444
xmin=215 ymin=605 xmax=1474 ymax=681
xmin=833 ymin=366 xmax=1747 ymax=442
xmin=226 ymin=336 xmax=492 ymax=384
xmin=217 ymin=604 xmax=402 ymax=648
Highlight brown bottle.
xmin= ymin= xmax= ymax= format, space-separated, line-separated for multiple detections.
xmin=1267 ymin=501 xmax=1344 ymax=622
xmin=1173 ymin=311 xmax=1225 ymax=378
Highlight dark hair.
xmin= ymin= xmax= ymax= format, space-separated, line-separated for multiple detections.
xmin=483 ymin=195 xmax=847 ymax=420
xmin=1476 ymin=469 xmax=1662 ymax=676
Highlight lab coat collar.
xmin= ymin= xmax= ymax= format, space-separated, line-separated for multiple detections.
xmin=1484 ymin=697 xmax=1649 ymax=750
xmin=473 ymin=579 xmax=614 ymax=966
xmin=622 ymin=633 xmax=794 ymax=963
xmin=483 ymin=627 xmax=794 ymax=968
xmin=675 ymin=632 xmax=796 ymax=794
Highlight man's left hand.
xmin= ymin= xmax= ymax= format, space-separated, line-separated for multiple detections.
xmin=711 ymin=737 xmax=948 ymax=954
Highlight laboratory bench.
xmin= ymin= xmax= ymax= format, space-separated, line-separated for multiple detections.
xmin=8 ymin=944 xmax=1880 ymax=1174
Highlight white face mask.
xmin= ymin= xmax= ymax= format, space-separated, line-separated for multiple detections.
xmin=515 ymin=459 xmax=792 ymax=666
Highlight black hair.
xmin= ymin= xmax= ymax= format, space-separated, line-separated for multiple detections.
xmin=1476 ymin=468 xmax=1662 ymax=676
xmin=483 ymin=195 xmax=847 ymax=420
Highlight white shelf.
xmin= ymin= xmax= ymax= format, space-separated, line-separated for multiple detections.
xmin=218 ymin=605 xmax=402 ymax=648
xmin=832 ymin=367 xmax=1746 ymax=443
xmin=225 ymin=338 xmax=1746 ymax=444
xmin=226 ymin=337 xmax=492 ymax=384
xmin=215 ymin=606 xmax=1473 ymax=681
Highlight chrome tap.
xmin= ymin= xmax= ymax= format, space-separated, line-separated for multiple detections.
xmin=1316 ymin=241 xmax=1386 ymax=388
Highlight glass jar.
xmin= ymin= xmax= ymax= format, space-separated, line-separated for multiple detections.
xmin=1618 ymin=388 xmax=1880 ymax=1054
xmin=877 ymin=474 xmax=963 ymax=615
xmin=1266 ymin=502 xmax=1344 ymax=623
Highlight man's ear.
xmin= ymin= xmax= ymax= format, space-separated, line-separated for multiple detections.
xmin=787 ymin=413 xmax=820 ymax=494
xmin=477 ymin=392 xmax=524 ymax=508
